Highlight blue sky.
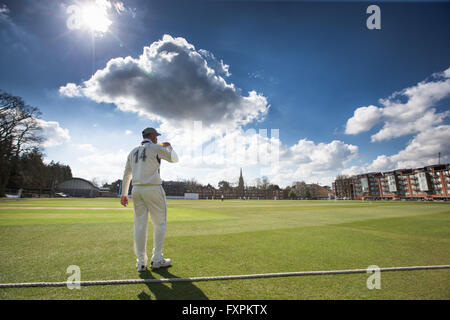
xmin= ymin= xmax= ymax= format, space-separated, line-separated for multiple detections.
xmin=1 ymin=0 xmax=449 ymax=187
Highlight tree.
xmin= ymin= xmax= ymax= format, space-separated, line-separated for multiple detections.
xmin=305 ymin=189 xmax=311 ymax=200
xmin=46 ymin=160 xmax=72 ymax=189
xmin=267 ymin=184 xmax=280 ymax=191
xmin=308 ymin=183 xmax=323 ymax=200
xmin=184 ymin=178 xmax=202 ymax=192
xmin=261 ymin=176 xmax=270 ymax=190
xmin=289 ymin=189 xmax=297 ymax=200
xmin=283 ymin=186 xmax=291 ymax=199
xmin=6 ymin=149 xmax=72 ymax=194
xmin=109 ymin=179 xmax=122 ymax=193
xmin=293 ymin=181 xmax=307 ymax=199
xmin=0 ymin=91 xmax=43 ymax=196
xmin=91 ymin=177 xmax=101 ymax=188
xmin=8 ymin=148 xmax=45 ymax=191
xmin=218 ymin=180 xmax=231 ymax=190
xmin=102 ymin=182 xmax=112 ymax=189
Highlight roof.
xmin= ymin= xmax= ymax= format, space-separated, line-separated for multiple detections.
xmin=57 ymin=178 xmax=100 ymax=191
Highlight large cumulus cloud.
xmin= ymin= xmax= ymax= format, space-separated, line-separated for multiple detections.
xmin=341 ymin=67 xmax=450 ymax=175
xmin=345 ymin=67 xmax=450 ymax=141
xmin=58 ymin=35 xmax=365 ymax=187
xmin=60 ymin=34 xmax=269 ymax=129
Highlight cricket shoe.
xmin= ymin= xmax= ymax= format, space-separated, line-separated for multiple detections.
xmin=150 ymin=258 xmax=171 ymax=270
xmin=136 ymin=264 xmax=147 ymax=272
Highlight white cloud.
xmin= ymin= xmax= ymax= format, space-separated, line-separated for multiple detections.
xmin=115 ymin=123 xmax=356 ymax=188
xmin=198 ymin=49 xmax=231 ymax=77
xmin=339 ymin=67 xmax=450 ymax=177
xmin=76 ymin=149 xmax=128 ymax=182
xmin=60 ymin=34 xmax=269 ymax=130
xmin=35 ymin=119 xmax=71 ymax=148
xmin=281 ymin=139 xmax=358 ymax=170
xmin=366 ymin=155 xmax=396 ymax=172
xmin=345 ymin=67 xmax=450 ymax=142
xmin=370 ymin=108 xmax=448 ymax=143
xmin=339 ymin=125 xmax=450 ymax=175
xmin=340 ymin=165 xmax=367 ymax=177
xmin=58 ymin=34 xmax=278 ymax=185
xmin=166 ymin=128 xmax=358 ymax=187
xmin=0 ymin=4 xmax=9 ymax=16
xmin=158 ymin=126 xmax=279 ymax=171
xmin=58 ymin=83 xmax=82 ymax=97
xmin=388 ymin=125 xmax=450 ymax=168
xmin=444 ymin=68 xmax=450 ymax=78
xmin=1 ymin=105 xmax=69 ymax=149
xmin=345 ymin=105 xmax=383 ymax=135
xmin=271 ymin=139 xmax=358 ymax=186
xmin=73 ymin=143 xmax=97 ymax=153
xmin=61 ymin=35 xmax=450 ymax=188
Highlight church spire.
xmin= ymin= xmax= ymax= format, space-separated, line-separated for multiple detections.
xmin=238 ymin=168 xmax=245 ymax=198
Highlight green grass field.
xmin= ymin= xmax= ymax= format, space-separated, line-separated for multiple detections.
xmin=0 ymin=198 xmax=449 ymax=300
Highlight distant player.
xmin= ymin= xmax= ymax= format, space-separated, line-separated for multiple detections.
xmin=120 ymin=127 xmax=179 ymax=272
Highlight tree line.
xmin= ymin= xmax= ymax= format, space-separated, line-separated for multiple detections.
xmin=0 ymin=91 xmax=72 ymax=196
xmin=284 ymin=181 xmax=331 ymax=200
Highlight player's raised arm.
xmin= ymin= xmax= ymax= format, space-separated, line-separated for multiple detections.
xmin=156 ymin=142 xmax=179 ymax=163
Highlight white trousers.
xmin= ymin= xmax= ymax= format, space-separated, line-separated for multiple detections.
xmin=132 ymin=185 xmax=167 ymax=265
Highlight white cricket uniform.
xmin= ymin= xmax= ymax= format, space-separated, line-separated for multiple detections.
xmin=121 ymin=139 xmax=178 ymax=266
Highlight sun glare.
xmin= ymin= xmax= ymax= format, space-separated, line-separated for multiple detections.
xmin=80 ymin=3 xmax=112 ymax=33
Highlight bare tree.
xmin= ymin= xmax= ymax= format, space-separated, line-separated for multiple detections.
xmin=308 ymin=183 xmax=321 ymax=200
xmin=293 ymin=181 xmax=307 ymax=199
xmin=289 ymin=189 xmax=297 ymax=200
xmin=91 ymin=177 xmax=101 ymax=188
xmin=184 ymin=177 xmax=202 ymax=192
xmin=260 ymin=176 xmax=270 ymax=190
xmin=254 ymin=177 xmax=261 ymax=188
xmin=0 ymin=91 xmax=43 ymax=196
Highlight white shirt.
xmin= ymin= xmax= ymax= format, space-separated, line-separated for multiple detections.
xmin=121 ymin=139 xmax=178 ymax=196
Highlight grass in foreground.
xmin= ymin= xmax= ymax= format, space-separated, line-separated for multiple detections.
xmin=0 ymin=198 xmax=449 ymax=299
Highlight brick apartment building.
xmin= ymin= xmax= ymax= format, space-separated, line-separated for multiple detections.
xmin=352 ymin=172 xmax=382 ymax=200
xmin=332 ymin=177 xmax=354 ymax=199
xmin=333 ymin=164 xmax=449 ymax=201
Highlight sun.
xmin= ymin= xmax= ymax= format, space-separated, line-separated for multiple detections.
xmin=80 ymin=2 xmax=112 ymax=33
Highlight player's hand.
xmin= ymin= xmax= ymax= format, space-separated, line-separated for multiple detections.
xmin=162 ymin=142 xmax=171 ymax=147
xmin=120 ymin=195 xmax=129 ymax=207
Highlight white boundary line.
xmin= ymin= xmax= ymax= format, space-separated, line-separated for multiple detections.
xmin=0 ymin=265 xmax=449 ymax=288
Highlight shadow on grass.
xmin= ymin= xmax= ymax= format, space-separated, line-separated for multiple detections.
xmin=137 ymin=267 xmax=209 ymax=300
